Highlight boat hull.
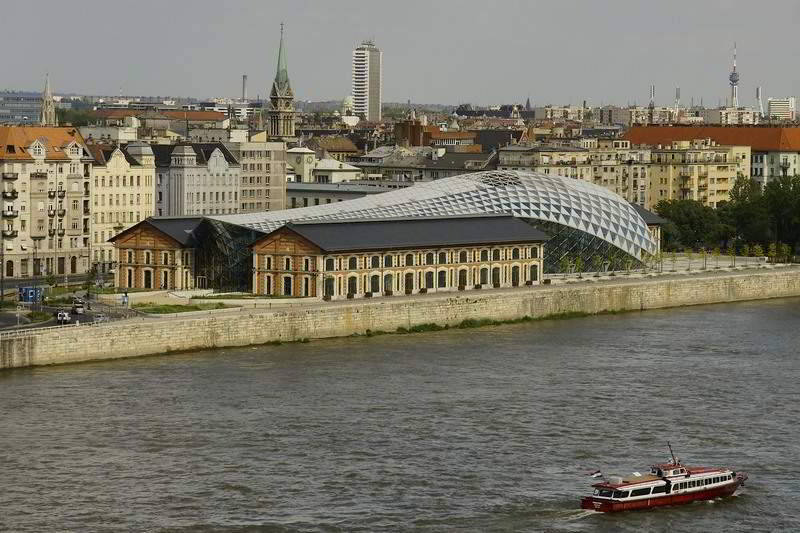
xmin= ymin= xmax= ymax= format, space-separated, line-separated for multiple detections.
xmin=580 ymin=476 xmax=746 ymax=513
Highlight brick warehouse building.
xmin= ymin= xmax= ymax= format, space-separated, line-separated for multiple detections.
xmin=249 ymin=215 xmax=547 ymax=299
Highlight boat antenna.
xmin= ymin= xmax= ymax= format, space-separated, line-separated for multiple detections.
xmin=667 ymin=441 xmax=677 ymax=465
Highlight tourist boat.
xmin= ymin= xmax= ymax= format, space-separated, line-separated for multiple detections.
xmin=580 ymin=444 xmax=748 ymax=513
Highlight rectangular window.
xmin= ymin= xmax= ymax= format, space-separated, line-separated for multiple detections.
xmin=651 ymin=485 xmax=667 ymax=494
xmin=630 ymin=488 xmax=651 ymax=497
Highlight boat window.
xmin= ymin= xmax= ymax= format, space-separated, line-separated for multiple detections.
xmin=630 ymin=488 xmax=651 ymax=497
xmin=612 ymin=490 xmax=629 ymax=499
xmin=678 ymin=482 xmax=685 ymax=490
xmin=705 ymin=478 xmax=711 ymax=485
xmin=651 ymin=485 xmax=667 ymax=494
xmin=597 ymin=489 xmax=613 ymax=498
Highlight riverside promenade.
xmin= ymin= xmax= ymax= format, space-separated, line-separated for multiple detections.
xmin=2 ymin=265 xmax=799 ymax=370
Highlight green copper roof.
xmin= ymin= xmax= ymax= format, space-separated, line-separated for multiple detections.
xmin=274 ymin=24 xmax=290 ymax=91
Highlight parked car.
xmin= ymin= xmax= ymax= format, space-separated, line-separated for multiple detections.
xmin=56 ymin=310 xmax=71 ymax=324
xmin=93 ymin=313 xmax=108 ymax=323
xmin=72 ymin=301 xmax=85 ymax=315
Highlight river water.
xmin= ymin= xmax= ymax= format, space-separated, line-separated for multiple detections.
xmin=1 ymin=298 xmax=799 ymax=532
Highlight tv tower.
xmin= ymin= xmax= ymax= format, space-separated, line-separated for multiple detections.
xmin=729 ymin=43 xmax=740 ymax=108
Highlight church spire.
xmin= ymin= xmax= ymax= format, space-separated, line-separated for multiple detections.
xmin=267 ymin=24 xmax=296 ymax=142
xmin=274 ymin=22 xmax=291 ymax=93
xmin=39 ymin=73 xmax=58 ymax=126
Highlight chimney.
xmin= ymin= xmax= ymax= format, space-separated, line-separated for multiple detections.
xmin=242 ymin=74 xmax=248 ymax=101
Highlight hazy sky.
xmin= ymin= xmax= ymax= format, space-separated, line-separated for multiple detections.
xmin=5 ymin=0 xmax=800 ymax=107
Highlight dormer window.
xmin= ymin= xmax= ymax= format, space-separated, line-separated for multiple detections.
xmin=31 ymin=143 xmax=44 ymax=157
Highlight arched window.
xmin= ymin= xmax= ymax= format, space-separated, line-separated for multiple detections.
xmin=437 ymin=270 xmax=447 ymax=288
xmin=511 ymin=265 xmax=520 ymax=286
xmin=405 ymin=253 xmax=414 ymax=266
xmin=458 ymin=269 xmax=467 ymax=287
xmin=383 ymin=273 xmax=393 ymax=292
xmin=492 ymin=249 xmax=500 ymax=261
xmin=480 ymin=249 xmax=489 ymax=261
xmin=492 ymin=267 xmax=501 ymax=286
xmin=348 ymin=256 xmax=358 ymax=270
xmin=530 ymin=246 xmax=539 ymax=259
xmin=370 ymin=274 xmax=380 ymax=293
xmin=325 ymin=258 xmax=335 ymax=271
xmin=371 ymin=255 xmax=380 ymax=268
xmin=438 ymin=251 xmax=447 ymax=264
xmin=384 ymin=255 xmax=393 ymax=267
xmin=530 ymin=264 xmax=539 ymax=282
xmin=425 ymin=253 xmax=435 ymax=265
xmin=347 ymin=276 xmax=358 ymax=295
xmin=512 ymin=248 xmax=520 ymax=260
xmin=459 ymin=250 xmax=468 ymax=263
xmin=480 ymin=268 xmax=488 ymax=285
xmin=425 ymin=271 xmax=434 ymax=288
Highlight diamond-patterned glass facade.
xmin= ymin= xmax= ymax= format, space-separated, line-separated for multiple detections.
xmin=212 ymin=170 xmax=658 ymax=262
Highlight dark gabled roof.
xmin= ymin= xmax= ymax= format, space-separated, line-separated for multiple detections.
xmin=257 ymin=215 xmax=548 ymax=253
xmin=108 ymin=217 xmax=204 ymax=246
xmin=149 ymin=143 xmax=240 ymax=167
xmin=629 ymin=203 xmax=666 ymax=225
xmin=474 ymin=129 xmax=524 ymax=152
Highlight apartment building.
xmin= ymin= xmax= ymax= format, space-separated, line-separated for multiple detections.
xmin=647 ymin=139 xmax=750 ymax=208
xmin=226 ymin=141 xmax=287 ymax=212
xmin=152 ymin=143 xmax=241 ymax=216
xmin=352 ymin=40 xmax=382 ymax=122
xmin=767 ymin=98 xmax=796 ymax=121
xmin=87 ymin=142 xmax=156 ymax=272
xmin=0 ymin=126 xmax=92 ymax=279
xmin=497 ymin=142 xmax=652 ymax=207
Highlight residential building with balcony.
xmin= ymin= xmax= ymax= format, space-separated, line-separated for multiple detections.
xmin=647 ymin=139 xmax=750 ymax=208
xmin=0 ymin=126 xmax=93 ymax=279
xmin=87 ymin=142 xmax=156 ymax=273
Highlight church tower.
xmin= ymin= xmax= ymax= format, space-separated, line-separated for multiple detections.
xmin=267 ymin=24 xmax=296 ymax=142
xmin=39 ymin=73 xmax=58 ymax=126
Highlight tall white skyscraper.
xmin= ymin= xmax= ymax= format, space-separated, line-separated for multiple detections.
xmin=352 ymin=40 xmax=382 ymax=122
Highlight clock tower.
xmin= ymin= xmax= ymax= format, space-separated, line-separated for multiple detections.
xmin=267 ymin=24 xmax=296 ymax=143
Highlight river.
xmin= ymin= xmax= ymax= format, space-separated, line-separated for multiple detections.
xmin=1 ymin=298 xmax=799 ymax=532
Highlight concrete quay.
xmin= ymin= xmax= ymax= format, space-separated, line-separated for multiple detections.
xmin=2 ymin=266 xmax=799 ymax=370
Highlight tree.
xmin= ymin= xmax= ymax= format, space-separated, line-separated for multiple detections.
xmin=574 ymin=257 xmax=584 ymax=278
xmin=686 ymin=248 xmax=694 ymax=271
xmin=768 ymin=242 xmax=778 ymax=264
xmin=763 ymin=175 xmax=800 ymax=249
xmin=712 ymin=247 xmax=721 ymax=269
xmin=727 ymin=243 xmax=736 ymax=267
xmin=591 ymin=255 xmax=603 ymax=276
xmin=559 ymin=256 xmax=571 ymax=276
xmin=670 ymin=251 xmax=677 ymax=272
xmin=655 ymin=199 xmax=730 ymax=250
xmin=752 ymin=244 xmax=764 ymax=258
xmin=781 ymin=242 xmax=792 ymax=263
xmin=45 ymin=273 xmax=57 ymax=288
xmin=741 ymin=244 xmax=750 ymax=263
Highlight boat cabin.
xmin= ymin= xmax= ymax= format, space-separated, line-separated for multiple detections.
xmin=650 ymin=464 xmax=687 ymax=477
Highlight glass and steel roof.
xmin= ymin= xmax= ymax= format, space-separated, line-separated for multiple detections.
xmin=212 ymin=170 xmax=657 ymax=259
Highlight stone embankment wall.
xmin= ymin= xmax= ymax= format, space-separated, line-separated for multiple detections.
xmin=2 ymin=269 xmax=799 ymax=370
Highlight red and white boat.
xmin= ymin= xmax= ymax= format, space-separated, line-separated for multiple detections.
xmin=580 ymin=444 xmax=748 ymax=513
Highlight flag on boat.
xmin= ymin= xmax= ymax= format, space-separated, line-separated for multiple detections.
xmin=589 ymin=470 xmax=603 ymax=478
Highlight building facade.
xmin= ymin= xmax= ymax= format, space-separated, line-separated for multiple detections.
xmin=110 ymin=218 xmax=198 ymax=290
xmin=352 ymin=40 xmax=382 ymax=122
xmin=0 ymin=126 xmax=92 ymax=279
xmin=87 ymin=142 xmax=156 ymax=272
xmin=152 ymin=143 xmax=241 ymax=217
xmin=250 ymin=216 xmax=546 ymax=299
xmin=767 ymin=98 xmax=796 ymax=121
xmin=226 ymin=141 xmax=287 ymax=212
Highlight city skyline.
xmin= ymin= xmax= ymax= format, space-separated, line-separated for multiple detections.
xmin=3 ymin=0 xmax=800 ymax=107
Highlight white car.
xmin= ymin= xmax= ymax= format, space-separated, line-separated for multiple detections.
xmin=56 ymin=311 xmax=71 ymax=324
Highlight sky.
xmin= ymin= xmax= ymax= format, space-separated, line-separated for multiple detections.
xmin=4 ymin=0 xmax=800 ymax=107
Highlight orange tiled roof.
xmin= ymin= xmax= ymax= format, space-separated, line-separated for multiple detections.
xmin=0 ymin=126 xmax=88 ymax=161
xmin=92 ymin=109 xmax=227 ymax=121
xmin=626 ymin=125 xmax=800 ymax=152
